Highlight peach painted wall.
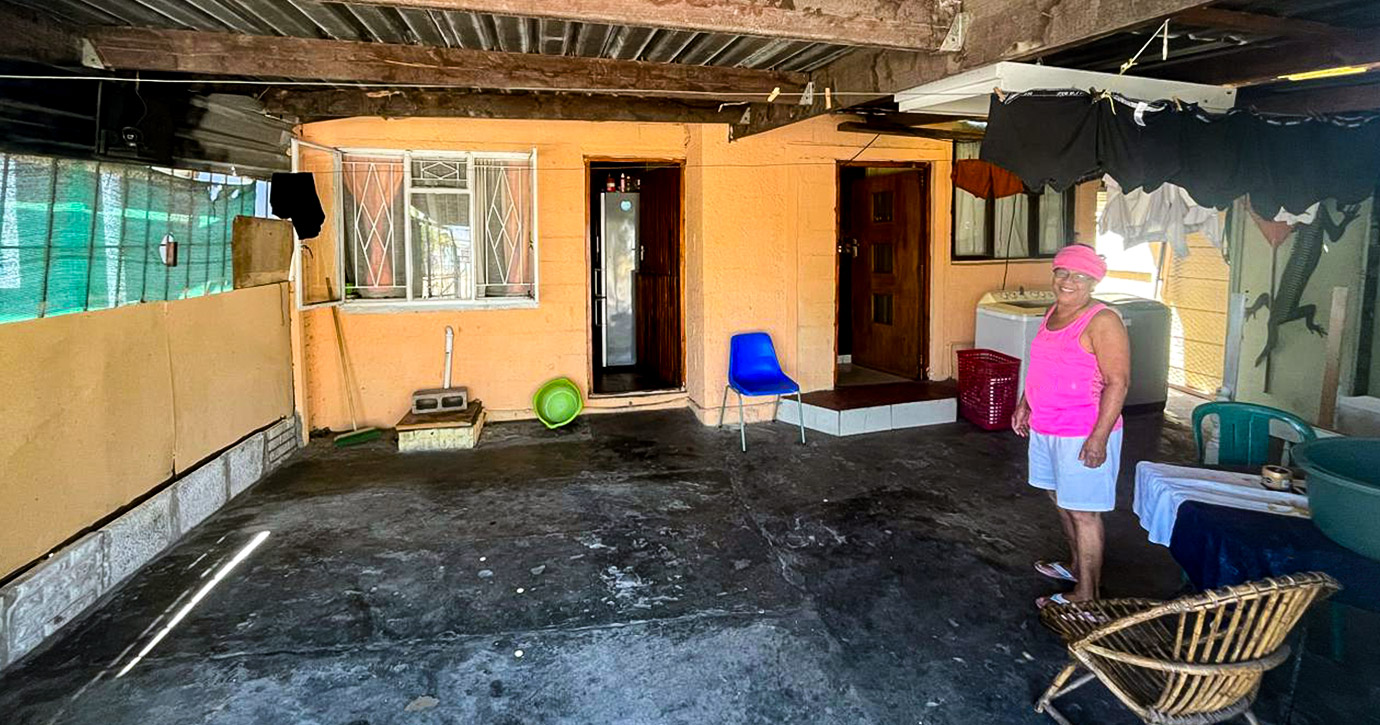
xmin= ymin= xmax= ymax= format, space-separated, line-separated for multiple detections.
xmin=295 ymin=115 xmax=1058 ymax=430
xmin=296 ymin=119 xmax=689 ymax=431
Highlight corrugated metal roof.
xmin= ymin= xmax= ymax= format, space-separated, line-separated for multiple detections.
xmin=5 ymin=0 xmax=857 ymax=73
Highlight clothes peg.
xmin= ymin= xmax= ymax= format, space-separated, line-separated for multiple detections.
xmin=766 ymin=86 xmax=781 ymax=103
xmin=825 ymin=87 xmax=833 ymax=110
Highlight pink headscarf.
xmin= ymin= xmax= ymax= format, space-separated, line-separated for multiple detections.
xmin=1052 ymin=245 xmax=1107 ymax=282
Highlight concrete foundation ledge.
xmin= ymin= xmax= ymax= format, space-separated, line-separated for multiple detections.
xmin=0 ymin=415 xmax=301 ymax=672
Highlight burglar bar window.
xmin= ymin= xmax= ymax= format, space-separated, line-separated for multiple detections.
xmin=951 ymin=141 xmax=1073 ymax=260
xmin=338 ymin=150 xmax=537 ymax=305
xmin=0 ymin=152 xmax=265 ymax=324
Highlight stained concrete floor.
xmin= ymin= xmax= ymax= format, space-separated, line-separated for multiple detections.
xmin=1 ymin=401 xmax=1373 ymax=724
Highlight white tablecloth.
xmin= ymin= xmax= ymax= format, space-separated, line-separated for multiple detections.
xmin=1133 ymin=462 xmax=1310 ymax=546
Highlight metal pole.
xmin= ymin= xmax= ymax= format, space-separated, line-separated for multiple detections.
xmin=37 ymin=158 xmax=58 ymax=317
xmin=83 ymin=162 xmax=102 ymax=312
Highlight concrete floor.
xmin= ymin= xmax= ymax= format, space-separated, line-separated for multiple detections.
xmin=0 ymin=400 xmax=1371 ymax=724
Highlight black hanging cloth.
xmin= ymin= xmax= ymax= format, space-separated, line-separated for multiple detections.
xmin=980 ymin=90 xmax=1380 ymax=215
xmin=269 ymin=172 xmax=326 ymax=240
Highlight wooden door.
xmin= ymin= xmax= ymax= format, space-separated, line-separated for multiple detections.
xmin=634 ymin=166 xmax=683 ymax=386
xmin=848 ymin=171 xmax=926 ymax=378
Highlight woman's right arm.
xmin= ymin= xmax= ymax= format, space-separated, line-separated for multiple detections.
xmin=1012 ymin=394 xmax=1031 ymax=437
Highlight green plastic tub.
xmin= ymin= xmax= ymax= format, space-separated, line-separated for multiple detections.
xmin=533 ymin=377 xmax=583 ymax=429
xmin=1292 ymin=437 xmax=1380 ymax=561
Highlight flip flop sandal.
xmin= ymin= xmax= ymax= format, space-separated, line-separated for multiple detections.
xmin=1036 ymin=592 xmax=1073 ymax=609
xmin=1034 ymin=560 xmax=1078 ymax=582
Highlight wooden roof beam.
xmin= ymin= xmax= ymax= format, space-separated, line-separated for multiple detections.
xmin=734 ymin=0 xmax=1219 ymax=139
xmin=1151 ymin=34 xmax=1380 ymax=86
xmin=353 ymin=0 xmax=959 ymax=51
xmin=84 ymin=28 xmax=806 ymax=97
xmin=0 ymin=6 xmax=82 ymax=66
xmin=1172 ymin=8 xmax=1345 ymax=39
xmin=263 ymin=88 xmax=743 ymax=124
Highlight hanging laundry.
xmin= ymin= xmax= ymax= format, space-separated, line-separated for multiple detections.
xmin=1247 ymin=113 xmax=1380 ymax=215
xmin=1095 ymin=94 xmax=1186 ymax=193
xmin=1248 ymin=206 xmax=1295 ymax=249
xmin=951 ymin=158 xmax=1026 ymax=199
xmin=1274 ymin=203 xmax=1319 ymax=226
xmin=979 ymin=90 xmax=1099 ymax=192
xmin=981 ymin=90 xmax=1380 ymax=217
xmin=1099 ymin=177 xmax=1222 ymax=258
xmin=269 ymin=172 xmax=326 ymax=240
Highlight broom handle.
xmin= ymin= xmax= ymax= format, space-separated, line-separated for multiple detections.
xmin=325 ymin=282 xmax=359 ymax=432
xmin=332 ymin=306 xmax=359 ymax=432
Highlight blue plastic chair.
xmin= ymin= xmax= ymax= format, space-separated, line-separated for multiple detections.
xmin=718 ymin=332 xmax=805 ymax=451
xmin=1191 ymin=401 xmax=1317 ymax=468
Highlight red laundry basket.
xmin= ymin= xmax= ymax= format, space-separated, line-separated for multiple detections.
xmin=956 ymin=348 xmax=1022 ymax=431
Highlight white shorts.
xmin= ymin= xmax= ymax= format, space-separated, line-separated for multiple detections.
xmin=1027 ymin=429 xmax=1122 ymax=512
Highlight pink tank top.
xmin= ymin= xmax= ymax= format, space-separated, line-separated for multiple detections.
xmin=1025 ymin=303 xmax=1123 ymax=437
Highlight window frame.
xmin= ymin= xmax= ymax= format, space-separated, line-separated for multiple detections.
xmin=293 ymin=142 xmax=539 ymax=312
xmin=949 ymin=143 xmax=1075 ymax=262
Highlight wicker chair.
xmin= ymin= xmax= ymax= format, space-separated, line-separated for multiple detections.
xmin=1035 ymin=573 xmax=1340 ymax=725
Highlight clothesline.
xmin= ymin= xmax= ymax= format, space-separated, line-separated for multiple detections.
xmin=980 ymin=88 xmax=1380 ymax=219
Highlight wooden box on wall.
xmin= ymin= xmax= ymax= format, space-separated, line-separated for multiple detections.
xmin=232 ymin=216 xmax=293 ymax=289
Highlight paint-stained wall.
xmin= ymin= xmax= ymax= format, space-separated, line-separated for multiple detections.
xmin=0 ymin=284 xmax=293 ymax=580
xmin=296 ymin=115 xmax=1051 ymax=430
xmin=1231 ymin=198 xmax=1374 ymax=424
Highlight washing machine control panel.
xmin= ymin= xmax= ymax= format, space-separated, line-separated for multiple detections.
xmin=978 ymin=289 xmax=1056 ymax=305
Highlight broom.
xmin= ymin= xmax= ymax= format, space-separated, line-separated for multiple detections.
xmin=327 ymin=285 xmax=381 ymax=447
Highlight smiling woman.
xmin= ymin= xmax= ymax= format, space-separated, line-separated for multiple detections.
xmin=1012 ymin=243 xmax=1131 ymax=608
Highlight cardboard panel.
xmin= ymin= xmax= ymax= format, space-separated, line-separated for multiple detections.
xmin=0 ymin=284 xmax=294 ymax=580
xmin=0 ymin=304 xmax=175 ymax=580
xmin=233 ymin=216 xmax=293 ymax=289
xmin=168 ymin=284 xmax=293 ymax=471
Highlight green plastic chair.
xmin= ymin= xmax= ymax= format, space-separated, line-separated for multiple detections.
xmin=1191 ymin=401 xmax=1317 ymax=468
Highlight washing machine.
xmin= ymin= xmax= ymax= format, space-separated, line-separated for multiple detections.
xmin=974 ymin=289 xmax=1056 ymax=394
xmin=1096 ymin=292 xmax=1170 ymax=410
xmin=975 ymin=290 xmax=1169 ymax=409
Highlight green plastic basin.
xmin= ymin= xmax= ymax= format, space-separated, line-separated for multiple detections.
xmin=533 ymin=377 xmax=583 ymax=429
xmin=1293 ymin=437 xmax=1380 ymax=561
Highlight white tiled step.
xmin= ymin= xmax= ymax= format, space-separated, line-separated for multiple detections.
xmin=776 ymin=397 xmax=957 ymax=437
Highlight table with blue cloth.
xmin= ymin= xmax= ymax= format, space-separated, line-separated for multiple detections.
xmin=1170 ymin=500 xmax=1380 ymax=665
xmin=1169 ymin=501 xmax=1380 ymax=611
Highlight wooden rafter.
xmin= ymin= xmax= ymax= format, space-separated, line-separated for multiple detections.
xmin=0 ymin=6 xmax=81 ymax=65
xmin=734 ymin=0 xmax=1219 ymax=139
xmin=1173 ymin=7 xmax=1344 ymax=39
xmin=262 ymin=88 xmax=742 ymax=123
xmin=354 ymin=0 xmax=958 ymax=51
xmin=837 ymin=120 xmax=983 ymax=142
xmin=84 ymin=28 xmax=806 ymax=97
xmin=1150 ymin=34 xmax=1380 ymax=86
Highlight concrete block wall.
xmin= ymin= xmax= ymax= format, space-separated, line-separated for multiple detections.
xmin=0 ymin=416 xmax=300 ymax=672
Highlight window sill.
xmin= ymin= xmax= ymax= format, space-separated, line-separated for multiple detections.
xmin=341 ymin=298 xmax=539 ymax=313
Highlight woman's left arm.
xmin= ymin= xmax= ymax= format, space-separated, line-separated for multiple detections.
xmin=1080 ymin=310 xmax=1131 ymax=468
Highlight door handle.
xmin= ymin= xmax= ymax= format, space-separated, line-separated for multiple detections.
xmin=838 ymin=238 xmax=859 ymax=257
